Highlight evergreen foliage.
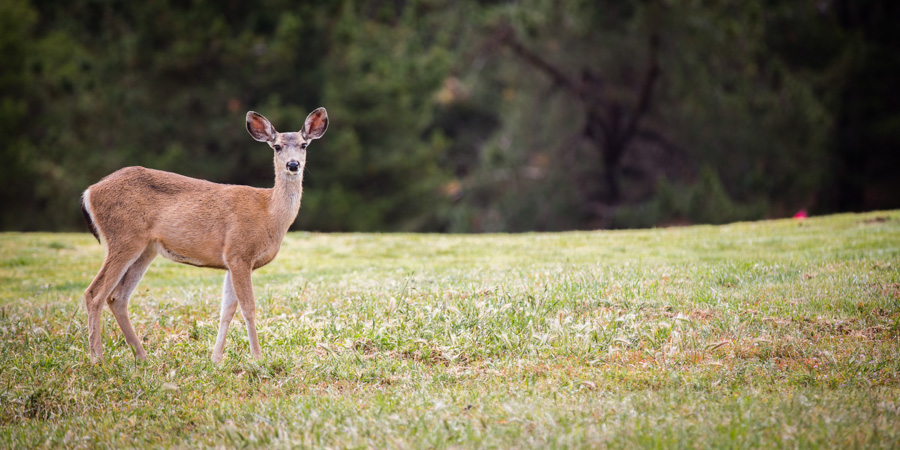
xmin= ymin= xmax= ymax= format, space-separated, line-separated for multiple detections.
xmin=1 ymin=0 xmax=897 ymax=231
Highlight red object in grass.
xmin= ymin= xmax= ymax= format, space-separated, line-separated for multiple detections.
xmin=793 ymin=209 xmax=808 ymax=220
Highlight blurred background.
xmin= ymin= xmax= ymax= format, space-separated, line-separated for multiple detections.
xmin=1 ymin=0 xmax=898 ymax=232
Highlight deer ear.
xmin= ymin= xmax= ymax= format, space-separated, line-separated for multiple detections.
xmin=246 ymin=111 xmax=276 ymax=142
xmin=302 ymin=107 xmax=328 ymax=140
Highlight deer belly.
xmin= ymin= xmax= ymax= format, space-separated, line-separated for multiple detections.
xmin=155 ymin=241 xmax=222 ymax=268
xmin=253 ymin=246 xmax=281 ymax=269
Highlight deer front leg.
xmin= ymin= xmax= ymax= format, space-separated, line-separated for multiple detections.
xmin=212 ymin=271 xmax=239 ymax=364
xmin=227 ymin=262 xmax=263 ymax=360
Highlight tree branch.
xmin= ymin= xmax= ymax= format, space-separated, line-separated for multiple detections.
xmin=494 ymin=25 xmax=584 ymax=97
xmin=635 ymin=129 xmax=683 ymax=158
xmin=618 ymin=33 xmax=661 ymax=149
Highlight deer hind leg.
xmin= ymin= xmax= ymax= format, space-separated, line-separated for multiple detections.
xmin=212 ymin=270 xmax=239 ymax=364
xmin=84 ymin=243 xmax=145 ymax=363
xmin=107 ymin=245 xmax=156 ymax=360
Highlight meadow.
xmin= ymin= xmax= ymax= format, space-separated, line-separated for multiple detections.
xmin=1 ymin=211 xmax=898 ymax=447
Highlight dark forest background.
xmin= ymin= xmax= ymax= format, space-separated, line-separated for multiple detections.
xmin=1 ymin=0 xmax=898 ymax=232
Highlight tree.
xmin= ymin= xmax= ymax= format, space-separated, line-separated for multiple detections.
xmin=444 ymin=0 xmax=831 ymax=229
xmin=1 ymin=0 xmax=891 ymax=232
xmin=0 ymin=0 xmax=459 ymax=232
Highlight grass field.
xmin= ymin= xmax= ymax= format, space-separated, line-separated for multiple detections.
xmin=1 ymin=211 xmax=899 ymax=447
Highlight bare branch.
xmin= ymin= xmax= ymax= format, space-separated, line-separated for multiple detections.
xmin=635 ymin=129 xmax=684 ymax=158
xmin=494 ymin=25 xmax=584 ymax=97
xmin=617 ymin=33 xmax=661 ymax=149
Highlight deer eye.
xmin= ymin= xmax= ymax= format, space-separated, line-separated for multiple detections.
xmin=301 ymin=143 xmax=307 ymax=149
xmin=273 ymin=144 xmax=282 ymax=151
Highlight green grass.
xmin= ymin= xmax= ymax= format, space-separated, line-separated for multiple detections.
xmin=1 ymin=211 xmax=899 ymax=448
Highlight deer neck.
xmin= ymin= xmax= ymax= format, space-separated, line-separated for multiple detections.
xmin=269 ymin=168 xmax=304 ymax=231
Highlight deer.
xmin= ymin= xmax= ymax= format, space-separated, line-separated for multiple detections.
xmin=80 ymin=108 xmax=328 ymax=364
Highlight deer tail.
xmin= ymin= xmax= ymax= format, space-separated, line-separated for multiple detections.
xmin=81 ymin=189 xmax=101 ymax=244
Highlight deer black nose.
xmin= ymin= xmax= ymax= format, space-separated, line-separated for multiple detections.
xmin=287 ymin=160 xmax=300 ymax=172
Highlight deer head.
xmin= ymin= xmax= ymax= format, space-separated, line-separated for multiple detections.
xmin=246 ymin=108 xmax=329 ymax=176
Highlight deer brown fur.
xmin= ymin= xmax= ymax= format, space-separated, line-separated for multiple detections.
xmin=81 ymin=108 xmax=328 ymax=363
